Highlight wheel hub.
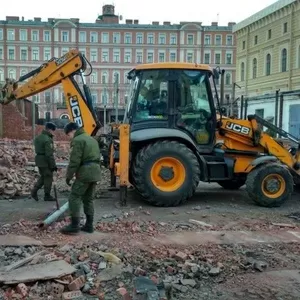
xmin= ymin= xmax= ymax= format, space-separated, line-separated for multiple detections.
xmin=265 ymin=178 xmax=281 ymax=193
xmin=159 ymin=166 xmax=174 ymax=181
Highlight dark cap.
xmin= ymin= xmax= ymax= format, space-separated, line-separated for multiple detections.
xmin=45 ymin=122 xmax=56 ymax=131
xmin=64 ymin=122 xmax=79 ymax=135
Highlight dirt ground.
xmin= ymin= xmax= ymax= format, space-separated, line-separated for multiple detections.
xmin=1 ymin=183 xmax=300 ymax=299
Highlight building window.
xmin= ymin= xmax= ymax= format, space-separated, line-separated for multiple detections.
xmin=204 ymin=35 xmax=211 ymax=45
xmin=147 ymin=33 xmax=154 ymax=44
xmin=8 ymin=69 xmax=16 ymax=79
xmin=62 ymin=31 xmax=69 ymax=42
xmin=113 ymin=32 xmax=120 ymax=43
xmin=204 ymin=53 xmax=210 ymax=64
xmin=79 ymin=31 xmax=86 ymax=42
xmin=91 ymin=72 xmax=97 ymax=84
xmin=90 ymin=50 xmax=98 ymax=62
xmin=0 ymin=29 xmax=3 ymax=40
xmin=7 ymin=29 xmax=15 ymax=41
xmin=253 ymin=58 xmax=257 ymax=79
xmin=254 ymin=35 xmax=258 ymax=45
xmin=170 ymin=52 xmax=176 ymax=62
xmin=225 ymin=73 xmax=231 ymax=85
xmin=61 ymin=48 xmax=68 ymax=56
xmin=21 ymin=49 xmax=27 ymax=61
xmin=31 ymin=30 xmax=39 ymax=41
xmin=44 ymin=31 xmax=51 ymax=42
xmin=136 ymin=33 xmax=143 ymax=44
xmin=44 ymin=49 xmax=51 ymax=61
xmin=102 ymin=72 xmax=108 ymax=84
xmin=45 ymin=91 xmax=51 ymax=104
xmin=159 ymin=34 xmax=166 ymax=44
xmin=240 ymin=62 xmax=245 ymax=81
xmin=8 ymin=49 xmax=15 ymax=60
xmin=187 ymin=34 xmax=194 ymax=45
xmin=90 ymin=32 xmax=98 ymax=43
xmin=136 ymin=51 xmax=143 ymax=63
xmin=91 ymin=94 xmax=97 ymax=107
xmin=125 ymin=33 xmax=132 ymax=44
xmin=255 ymin=109 xmax=264 ymax=119
xmin=215 ymin=53 xmax=221 ymax=64
xmin=266 ymin=54 xmax=271 ymax=76
xmin=281 ymin=48 xmax=287 ymax=72
xmin=215 ymin=35 xmax=221 ymax=45
xmin=283 ymin=22 xmax=288 ymax=33
xmin=102 ymin=33 xmax=109 ymax=43
xmin=187 ymin=53 xmax=193 ymax=63
xmin=0 ymin=69 xmax=4 ymax=81
xmin=147 ymin=52 xmax=154 ymax=63
xmin=0 ymin=48 xmax=3 ymax=60
xmin=268 ymin=29 xmax=272 ymax=39
xmin=242 ymin=41 xmax=246 ymax=50
xmin=170 ymin=34 xmax=177 ymax=44
xmin=20 ymin=69 xmax=27 ymax=77
xmin=113 ymin=50 xmax=120 ymax=62
xmin=226 ymin=35 xmax=233 ymax=45
xmin=226 ymin=53 xmax=232 ymax=64
xmin=159 ymin=52 xmax=165 ymax=62
xmin=102 ymin=50 xmax=108 ymax=62
xmin=125 ymin=51 xmax=131 ymax=63
xmin=32 ymin=49 xmax=39 ymax=61
xmin=20 ymin=30 xmax=27 ymax=41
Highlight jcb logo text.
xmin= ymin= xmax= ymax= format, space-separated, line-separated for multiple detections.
xmin=225 ymin=122 xmax=250 ymax=135
xmin=69 ymin=96 xmax=83 ymax=127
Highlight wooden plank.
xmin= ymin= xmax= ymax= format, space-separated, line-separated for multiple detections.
xmin=0 ymin=260 xmax=76 ymax=284
xmin=0 ymin=235 xmax=43 ymax=246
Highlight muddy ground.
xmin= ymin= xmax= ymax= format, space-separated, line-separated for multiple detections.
xmin=1 ymin=183 xmax=300 ymax=299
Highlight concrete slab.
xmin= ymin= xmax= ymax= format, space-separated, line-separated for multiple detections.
xmin=153 ymin=230 xmax=300 ymax=246
xmin=0 ymin=235 xmax=43 ymax=246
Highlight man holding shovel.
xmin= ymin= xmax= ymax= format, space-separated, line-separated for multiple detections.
xmin=60 ymin=122 xmax=101 ymax=235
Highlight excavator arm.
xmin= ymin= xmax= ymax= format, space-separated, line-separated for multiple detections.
xmin=0 ymin=49 xmax=100 ymax=136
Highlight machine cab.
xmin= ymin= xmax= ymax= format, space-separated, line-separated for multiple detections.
xmin=124 ymin=63 xmax=219 ymax=152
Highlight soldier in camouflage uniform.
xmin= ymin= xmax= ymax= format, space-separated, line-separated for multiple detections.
xmin=60 ymin=122 xmax=101 ymax=235
xmin=31 ymin=122 xmax=57 ymax=201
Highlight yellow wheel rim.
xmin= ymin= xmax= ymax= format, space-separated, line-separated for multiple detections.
xmin=150 ymin=157 xmax=186 ymax=192
xmin=261 ymin=174 xmax=286 ymax=198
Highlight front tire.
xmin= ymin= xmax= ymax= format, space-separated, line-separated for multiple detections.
xmin=246 ymin=163 xmax=293 ymax=207
xmin=132 ymin=140 xmax=200 ymax=207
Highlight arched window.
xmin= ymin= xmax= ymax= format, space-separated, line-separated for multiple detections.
xmin=266 ymin=54 xmax=271 ymax=76
xmin=90 ymin=72 xmax=97 ymax=84
xmin=240 ymin=62 xmax=245 ymax=81
xmin=0 ymin=69 xmax=4 ymax=82
xmin=281 ymin=48 xmax=287 ymax=72
xmin=113 ymin=72 xmax=120 ymax=83
xmin=101 ymin=71 xmax=108 ymax=84
xmin=225 ymin=73 xmax=231 ymax=85
xmin=20 ymin=69 xmax=27 ymax=77
xmin=252 ymin=58 xmax=257 ymax=79
xmin=8 ymin=69 xmax=16 ymax=79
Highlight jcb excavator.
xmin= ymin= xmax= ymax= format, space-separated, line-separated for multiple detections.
xmin=1 ymin=49 xmax=300 ymax=208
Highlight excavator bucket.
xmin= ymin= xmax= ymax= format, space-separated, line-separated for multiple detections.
xmin=0 ymin=79 xmax=19 ymax=105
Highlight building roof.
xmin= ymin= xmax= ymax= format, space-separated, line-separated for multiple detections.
xmin=233 ymin=0 xmax=296 ymax=32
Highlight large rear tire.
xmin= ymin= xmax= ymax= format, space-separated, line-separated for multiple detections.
xmin=132 ymin=140 xmax=200 ymax=207
xmin=217 ymin=179 xmax=246 ymax=190
xmin=246 ymin=163 xmax=293 ymax=207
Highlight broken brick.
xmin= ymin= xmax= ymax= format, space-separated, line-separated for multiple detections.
xmin=45 ymin=253 xmax=58 ymax=262
xmin=62 ymin=290 xmax=83 ymax=299
xmin=117 ymin=287 xmax=131 ymax=300
xmin=134 ymin=267 xmax=146 ymax=276
xmin=16 ymin=283 xmax=28 ymax=297
xmin=51 ymin=283 xmax=64 ymax=296
xmin=174 ymin=251 xmax=187 ymax=261
xmin=68 ymin=275 xmax=86 ymax=291
xmin=78 ymin=252 xmax=89 ymax=261
xmin=167 ymin=266 xmax=176 ymax=274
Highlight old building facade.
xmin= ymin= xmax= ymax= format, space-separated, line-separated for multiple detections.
xmin=233 ymin=0 xmax=300 ymax=135
xmin=0 ymin=5 xmax=236 ymax=122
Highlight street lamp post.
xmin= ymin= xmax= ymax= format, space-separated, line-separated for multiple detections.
xmin=114 ymin=73 xmax=119 ymax=123
xmin=103 ymin=87 xmax=107 ymax=134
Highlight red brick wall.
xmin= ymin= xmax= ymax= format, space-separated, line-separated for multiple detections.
xmin=2 ymin=103 xmax=69 ymax=141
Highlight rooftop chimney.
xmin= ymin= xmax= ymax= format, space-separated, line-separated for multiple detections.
xmin=126 ymin=19 xmax=133 ymax=24
xmin=133 ymin=19 xmax=139 ymax=24
xmin=228 ymin=22 xmax=236 ymax=26
xmin=6 ymin=16 xmax=19 ymax=21
xmin=34 ymin=17 xmax=41 ymax=22
xmin=163 ymin=21 xmax=171 ymax=25
xmin=211 ymin=22 xmax=218 ymax=26
xmin=152 ymin=21 xmax=159 ymax=25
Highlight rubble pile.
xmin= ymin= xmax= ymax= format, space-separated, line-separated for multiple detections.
xmin=0 ymin=143 xmax=36 ymax=198
xmin=0 ymin=241 xmax=235 ymax=300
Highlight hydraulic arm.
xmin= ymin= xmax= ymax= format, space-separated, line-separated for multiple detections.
xmin=0 ymin=49 xmax=100 ymax=136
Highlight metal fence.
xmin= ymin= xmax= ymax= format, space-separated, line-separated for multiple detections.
xmin=238 ymin=90 xmax=300 ymax=138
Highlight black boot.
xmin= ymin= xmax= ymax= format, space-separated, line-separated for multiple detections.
xmin=81 ymin=215 xmax=94 ymax=233
xmin=31 ymin=187 xmax=39 ymax=201
xmin=60 ymin=217 xmax=80 ymax=235
xmin=44 ymin=193 xmax=55 ymax=201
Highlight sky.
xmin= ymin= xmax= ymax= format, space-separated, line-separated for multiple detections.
xmin=1 ymin=0 xmax=278 ymax=25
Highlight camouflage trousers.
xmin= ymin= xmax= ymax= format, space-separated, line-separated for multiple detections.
xmin=68 ymin=179 xmax=96 ymax=218
xmin=33 ymin=167 xmax=53 ymax=195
